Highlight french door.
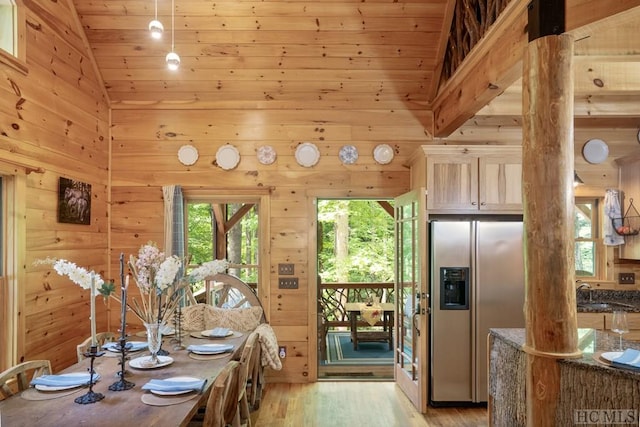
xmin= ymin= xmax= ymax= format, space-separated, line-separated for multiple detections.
xmin=394 ymin=189 xmax=428 ymax=413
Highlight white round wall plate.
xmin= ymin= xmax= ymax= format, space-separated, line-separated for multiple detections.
xmin=582 ymin=139 xmax=609 ymax=164
xmin=177 ymin=145 xmax=199 ymax=166
xmin=257 ymin=145 xmax=277 ymax=165
xmin=373 ymin=144 xmax=394 ymax=165
xmin=295 ymin=142 xmax=320 ymax=168
xmin=216 ymin=144 xmax=240 ymax=170
xmin=339 ymin=145 xmax=358 ymax=165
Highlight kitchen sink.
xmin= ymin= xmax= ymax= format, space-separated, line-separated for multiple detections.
xmin=577 ymin=301 xmax=637 ymax=310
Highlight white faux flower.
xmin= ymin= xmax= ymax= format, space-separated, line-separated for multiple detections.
xmin=189 ymin=259 xmax=229 ymax=282
xmin=47 ymin=258 xmax=103 ymax=293
xmin=155 ymin=255 xmax=182 ymax=291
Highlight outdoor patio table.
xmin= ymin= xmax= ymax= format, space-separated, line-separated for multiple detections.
xmin=345 ymin=302 xmax=394 ymax=351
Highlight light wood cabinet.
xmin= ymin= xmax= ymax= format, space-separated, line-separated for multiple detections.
xmin=577 ymin=312 xmax=605 ymax=329
xmin=605 ymin=312 xmax=640 ymax=341
xmin=421 ymin=146 xmax=522 ymax=213
xmin=616 ymin=153 xmax=640 ymax=260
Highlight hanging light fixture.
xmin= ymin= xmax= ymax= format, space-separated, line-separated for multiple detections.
xmin=165 ymin=0 xmax=180 ymax=70
xmin=148 ymin=0 xmax=163 ymax=40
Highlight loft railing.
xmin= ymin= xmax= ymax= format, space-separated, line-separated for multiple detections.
xmin=319 ymin=282 xmax=395 ymax=328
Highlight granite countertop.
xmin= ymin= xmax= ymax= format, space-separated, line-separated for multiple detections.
xmin=576 ymin=289 xmax=640 ymax=313
xmin=490 ymin=328 xmax=640 ymax=378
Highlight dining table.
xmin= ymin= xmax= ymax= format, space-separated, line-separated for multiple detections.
xmin=344 ymin=302 xmax=394 ymax=351
xmin=0 ymin=331 xmax=248 ymax=427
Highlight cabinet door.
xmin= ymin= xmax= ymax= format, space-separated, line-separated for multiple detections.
xmin=619 ymin=160 xmax=640 ymax=259
xmin=426 ymin=155 xmax=478 ymax=211
xmin=576 ymin=312 xmax=605 ymax=329
xmin=479 ymin=154 xmax=522 ymax=212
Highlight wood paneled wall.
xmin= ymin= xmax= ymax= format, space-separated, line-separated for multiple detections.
xmin=110 ymin=107 xmax=432 ymax=381
xmin=0 ymin=0 xmax=109 ymax=371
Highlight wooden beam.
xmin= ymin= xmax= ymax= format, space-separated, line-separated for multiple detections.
xmin=522 ymin=33 xmax=581 ymax=426
xmin=376 ymin=201 xmax=394 ymax=218
xmin=225 ymin=203 xmax=255 ymax=231
xmin=432 ymin=0 xmax=640 ymax=137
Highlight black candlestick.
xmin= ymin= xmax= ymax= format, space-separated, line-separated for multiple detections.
xmin=74 ymin=345 xmax=105 ymax=404
xmin=108 ymin=337 xmax=135 ymax=391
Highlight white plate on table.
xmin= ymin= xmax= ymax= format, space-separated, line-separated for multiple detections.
xmin=129 ymin=355 xmax=174 ymax=369
xmin=34 ymin=373 xmax=98 ymax=392
xmin=600 ymin=351 xmax=623 ymax=363
xmin=189 ymin=344 xmax=234 ymax=355
xmin=148 ymin=376 xmax=202 ymax=396
xmin=201 ymin=329 xmax=234 ymax=338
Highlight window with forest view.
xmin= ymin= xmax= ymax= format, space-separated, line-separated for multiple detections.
xmin=575 ymin=198 xmax=601 ymax=278
xmin=186 ymin=202 xmax=259 ymax=293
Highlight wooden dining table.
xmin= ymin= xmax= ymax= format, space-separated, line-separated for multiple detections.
xmin=0 ymin=332 xmax=247 ymax=427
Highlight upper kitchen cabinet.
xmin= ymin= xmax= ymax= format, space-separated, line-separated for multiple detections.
xmin=616 ymin=152 xmax=640 ymax=260
xmin=411 ymin=146 xmax=523 ymax=214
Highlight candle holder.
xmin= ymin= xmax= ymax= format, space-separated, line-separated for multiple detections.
xmin=109 ymin=337 xmax=135 ymax=391
xmin=74 ymin=345 xmax=105 ymax=404
xmin=170 ymin=304 xmax=185 ymax=350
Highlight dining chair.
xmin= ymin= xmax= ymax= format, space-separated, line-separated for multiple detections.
xmin=0 ymin=360 xmax=52 ymax=400
xmin=199 ymin=360 xmax=240 ymax=427
xmin=76 ymin=331 xmax=117 ymax=362
xmin=204 ymin=273 xmax=267 ymax=323
xmin=235 ymin=332 xmax=260 ymax=426
xmin=247 ymin=334 xmax=263 ymax=411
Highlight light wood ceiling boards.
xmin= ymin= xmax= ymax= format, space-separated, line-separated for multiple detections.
xmin=73 ymin=0 xmax=452 ymax=111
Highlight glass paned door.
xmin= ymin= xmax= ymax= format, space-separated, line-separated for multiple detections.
xmin=394 ymin=189 xmax=427 ymax=412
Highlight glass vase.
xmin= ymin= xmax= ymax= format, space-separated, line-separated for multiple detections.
xmin=144 ymin=322 xmax=162 ymax=364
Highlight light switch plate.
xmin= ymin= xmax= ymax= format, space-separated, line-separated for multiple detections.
xmin=619 ymin=272 xmax=636 ymax=284
xmin=278 ymin=263 xmax=294 ymax=275
xmin=278 ymin=277 xmax=299 ymax=289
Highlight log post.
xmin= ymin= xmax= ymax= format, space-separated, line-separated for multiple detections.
xmin=521 ymin=33 xmax=580 ymax=426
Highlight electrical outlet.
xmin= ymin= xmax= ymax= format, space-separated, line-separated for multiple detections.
xmin=619 ymin=272 xmax=636 ymax=284
xmin=278 ymin=263 xmax=295 ymax=275
xmin=278 ymin=277 xmax=299 ymax=289
xmin=279 ymin=346 xmax=286 ymax=359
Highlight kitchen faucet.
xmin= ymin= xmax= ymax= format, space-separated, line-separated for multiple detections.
xmin=576 ymin=281 xmax=592 ymax=302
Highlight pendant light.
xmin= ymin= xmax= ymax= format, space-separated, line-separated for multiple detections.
xmin=148 ymin=0 xmax=163 ymax=40
xmin=165 ymin=0 xmax=180 ymax=70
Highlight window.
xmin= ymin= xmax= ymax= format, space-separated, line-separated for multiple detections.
xmin=575 ymin=198 xmax=603 ymax=278
xmin=0 ymin=0 xmax=27 ymax=73
xmin=0 ymin=0 xmax=16 ymax=56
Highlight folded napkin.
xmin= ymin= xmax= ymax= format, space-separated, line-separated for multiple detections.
xmin=187 ymin=344 xmax=234 ymax=354
xmin=30 ymin=373 xmax=100 ymax=387
xmin=208 ymin=327 xmax=231 ymax=337
xmin=361 ymin=304 xmax=382 ymax=326
xmin=102 ymin=341 xmax=148 ymax=352
xmin=141 ymin=378 xmax=207 ymax=393
xmin=612 ymin=349 xmax=640 ymax=369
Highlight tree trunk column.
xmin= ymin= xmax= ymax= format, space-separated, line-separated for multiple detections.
xmin=522 ymin=33 xmax=580 ymax=427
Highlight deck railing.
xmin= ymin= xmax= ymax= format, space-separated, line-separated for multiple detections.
xmin=319 ymin=282 xmax=395 ymax=328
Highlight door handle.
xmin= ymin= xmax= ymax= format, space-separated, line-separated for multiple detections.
xmin=412 ymin=303 xmax=421 ymax=336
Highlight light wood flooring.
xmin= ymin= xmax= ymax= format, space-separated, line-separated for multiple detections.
xmin=251 ymin=382 xmax=488 ymax=427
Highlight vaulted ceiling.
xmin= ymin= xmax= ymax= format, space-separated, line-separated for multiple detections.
xmin=72 ymin=0 xmax=640 ymax=152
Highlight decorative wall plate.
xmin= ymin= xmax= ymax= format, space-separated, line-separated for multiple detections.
xmin=295 ymin=142 xmax=320 ymax=168
xmin=257 ymin=145 xmax=277 ymax=165
xmin=177 ymin=145 xmax=199 ymax=166
xmin=582 ymin=139 xmax=609 ymax=164
xmin=373 ymin=144 xmax=394 ymax=165
xmin=339 ymin=145 xmax=358 ymax=165
xmin=216 ymin=144 xmax=240 ymax=170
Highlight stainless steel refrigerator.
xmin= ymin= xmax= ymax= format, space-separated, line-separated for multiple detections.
xmin=429 ymin=219 xmax=525 ymax=406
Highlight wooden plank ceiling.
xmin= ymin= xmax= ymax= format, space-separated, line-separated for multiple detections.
xmin=72 ymin=0 xmax=639 ymax=145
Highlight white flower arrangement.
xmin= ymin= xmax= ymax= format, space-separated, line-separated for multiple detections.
xmin=127 ymin=241 xmax=185 ymax=324
xmin=36 ymin=257 xmax=104 ymax=292
xmin=188 ymin=259 xmax=229 ymax=283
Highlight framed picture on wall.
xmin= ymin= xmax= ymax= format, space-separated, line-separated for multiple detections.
xmin=57 ymin=177 xmax=91 ymax=225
